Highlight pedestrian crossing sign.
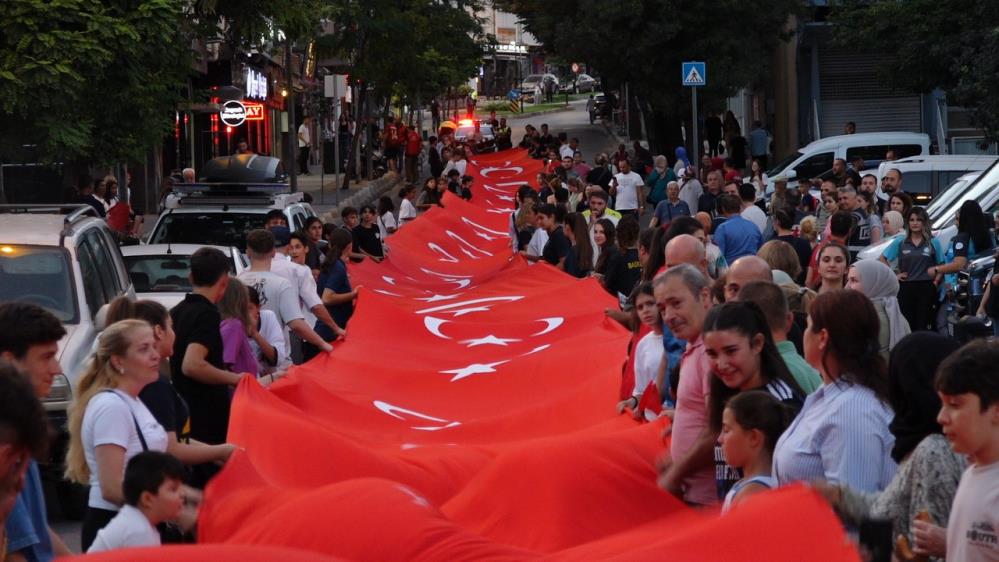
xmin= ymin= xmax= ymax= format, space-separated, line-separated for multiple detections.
xmin=682 ymin=62 xmax=706 ymax=87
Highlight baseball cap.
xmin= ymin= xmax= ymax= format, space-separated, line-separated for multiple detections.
xmin=268 ymin=226 xmax=291 ymax=247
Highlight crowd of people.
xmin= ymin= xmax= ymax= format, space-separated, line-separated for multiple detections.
xmin=508 ymin=120 xmax=999 ymax=560
xmin=3 ymin=114 xmax=999 ymax=561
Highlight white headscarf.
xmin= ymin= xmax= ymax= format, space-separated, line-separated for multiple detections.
xmin=852 ymin=259 xmax=911 ymax=349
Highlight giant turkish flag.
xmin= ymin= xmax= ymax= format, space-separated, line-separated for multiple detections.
xmin=66 ymin=149 xmax=859 ymax=561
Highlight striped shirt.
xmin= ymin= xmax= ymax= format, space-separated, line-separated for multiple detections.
xmin=773 ymin=380 xmax=897 ymax=492
xmin=715 ymin=379 xmax=804 ymax=499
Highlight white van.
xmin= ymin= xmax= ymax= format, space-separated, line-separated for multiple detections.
xmin=766 ymin=132 xmax=930 ymax=193
xmin=875 ymin=155 xmax=998 ymax=205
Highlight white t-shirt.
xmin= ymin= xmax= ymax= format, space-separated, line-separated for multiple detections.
xmin=632 ymin=331 xmax=665 ymax=398
xmin=379 ymin=212 xmax=397 ymax=239
xmin=298 ymin=124 xmax=310 ymax=148
xmin=741 ymin=205 xmax=768 ymax=234
xmin=442 ymin=159 xmax=467 ymax=177
xmin=947 ymin=460 xmax=999 ymax=562
xmin=613 ymin=171 xmax=644 ymax=211
xmin=270 ymin=256 xmax=322 ymax=326
xmin=399 ymin=199 xmax=417 ymax=222
xmin=526 ymin=227 xmax=549 ymax=257
xmin=559 ymin=144 xmax=574 ymax=159
xmin=87 ymin=504 xmax=160 ymax=553
xmin=82 ymin=390 xmax=168 ymax=510
xmin=250 ymin=309 xmax=290 ymax=374
xmin=237 ymin=271 xmax=303 ymax=329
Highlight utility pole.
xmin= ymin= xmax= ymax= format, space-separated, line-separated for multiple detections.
xmin=285 ymin=36 xmax=298 ymax=192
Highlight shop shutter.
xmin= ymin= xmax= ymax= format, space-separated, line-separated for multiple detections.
xmin=818 ymin=47 xmax=922 ymax=137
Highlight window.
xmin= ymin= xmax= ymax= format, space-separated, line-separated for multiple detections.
xmin=0 ymin=246 xmax=77 ymax=322
xmin=83 ymin=231 xmax=120 ymax=303
xmin=900 ymin=171 xmax=931 ymax=195
xmin=793 ymin=152 xmax=834 ymax=180
xmin=846 ymin=144 xmax=924 ymax=168
xmin=292 ymin=211 xmax=305 ymax=232
xmin=77 ymin=242 xmax=106 ymax=320
xmin=150 ymin=213 xmax=267 ymax=251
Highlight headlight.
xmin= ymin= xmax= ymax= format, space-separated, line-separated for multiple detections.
xmin=44 ymin=374 xmax=72 ymax=403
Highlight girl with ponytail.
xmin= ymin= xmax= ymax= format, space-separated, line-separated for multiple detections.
xmin=702 ymin=301 xmax=805 ymax=501
xmin=66 ymin=319 xmax=169 ymax=551
xmin=719 ymin=391 xmax=794 ymax=512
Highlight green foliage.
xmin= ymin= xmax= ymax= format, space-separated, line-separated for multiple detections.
xmin=832 ymin=0 xmax=999 ymax=141
xmin=1 ymin=0 xmax=193 ymax=164
xmin=319 ymin=0 xmax=488 ymax=102
xmin=499 ymin=0 xmax=799 ymax=146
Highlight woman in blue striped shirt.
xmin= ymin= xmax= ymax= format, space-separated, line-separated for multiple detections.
xmin=773 ymin=289 xmax=898 ymax=493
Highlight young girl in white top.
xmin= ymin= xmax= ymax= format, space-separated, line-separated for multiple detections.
xmin=720 ymin=390 xmax=792 ymax=513
xmin=65 ymin=319 xmax=170 ymax=551
xmin=398 ymin=185 xmax=418 ymax=224
xmin=377 ymin=195 xmax=398 ymax=238
xmin=617 ymin=282 xmax=667 ymax=417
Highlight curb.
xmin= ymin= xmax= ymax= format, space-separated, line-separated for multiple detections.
xmin=504 ymin=105 xmax=574 ymax=120
xmin=320 ymin=173 xmax=402 ymax=224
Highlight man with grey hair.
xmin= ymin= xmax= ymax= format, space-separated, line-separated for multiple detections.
xmin=663 ymin=234 xmax=709 ymax=279
xmin=182 ymin=168 xmax=195 ymax=183
xmin=653 ymin=264 xmax=717 ymax=506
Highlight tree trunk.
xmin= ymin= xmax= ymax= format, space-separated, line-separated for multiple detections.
xmin=343 ymin=83 xmax=368 ymax=190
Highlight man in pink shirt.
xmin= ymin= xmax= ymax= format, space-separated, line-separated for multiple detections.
xmin=654 ymin=263 xmax=716 ymax=506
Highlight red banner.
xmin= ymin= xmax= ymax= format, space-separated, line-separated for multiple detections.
xmin=66 ymin=149 xmax=858 ymax=562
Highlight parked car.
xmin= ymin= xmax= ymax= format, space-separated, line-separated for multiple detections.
xmin=859 ymin=171 xmax=984 ymax=262
xmin=766 ymin=132 xmax=930 ymax=194
xmin=0 ymin=204 xmax=134 ymax=518
xmin=875 ymin=155 xmax=998 ymax=205
xmin=121 ymin=244 xmax=248 ymax=310
xmin=517 ymin=73 xmax=559 ymax=101
xmin=149 ymin=155 xmax=316 ymax=250
xmin=570 ymin=73 xmax=598 ymax=94
xmin=591 ymin=93 xmax=614 ymax=119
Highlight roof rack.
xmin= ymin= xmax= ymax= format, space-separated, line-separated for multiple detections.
xmin=164 ymin=187 xmax=303 ymax=209
xmin=172 ymin=182 xmax=291 ymax=196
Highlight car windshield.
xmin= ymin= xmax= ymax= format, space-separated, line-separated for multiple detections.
xmin=456 ymin=125 xmax=494 ymax=138
xmin=767 ymin=151 xmax=804 ymax=177
xmin=927 ymin=173 xmax=984 ymax=223
xmin=0 ymin=245 xmax=76 ymax=322
xmin=124 ymin=254 xmax=236 ymax=293
xmin=935 ymin=161 xmax=999 ymax=229
xmin=150 ymin=213 xmax=266 ymax=250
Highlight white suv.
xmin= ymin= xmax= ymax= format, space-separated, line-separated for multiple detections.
xmin=0 ymin=205 xmax=134 ymax=413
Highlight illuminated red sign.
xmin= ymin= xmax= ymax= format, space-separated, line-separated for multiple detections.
xmin=244 ymin=102 xmax=265 ymax=121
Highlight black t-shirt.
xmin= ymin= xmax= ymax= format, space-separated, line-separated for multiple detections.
xmin=352 ymin=223 xmax=383 ymax=258
xmin=542 ymin=226 xmax=571 ymax=266
xmin=170 ymin=293 xmax=230 ymax=445
xmin=705 ymin=116 xmax=723 ymax=140
xmin=586 ymin=167 xmax=613 ymax=189
xmin=847 ymin=208 xmax=872 ymax=256
xmin=698 ymin=191 xmax=718 ymax=215
xmin=728 ymin=136 xmax=747 ymax=168
xmin=603 ymin=247 xmax=641 ymax=298
xmin=139 ymin=373 xmax=190 ymax=438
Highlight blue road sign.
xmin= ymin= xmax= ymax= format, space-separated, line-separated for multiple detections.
xmin=682 ymin=62 xmax=706 ymax=87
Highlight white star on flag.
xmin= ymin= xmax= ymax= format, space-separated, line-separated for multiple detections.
xmin=439 ymin=360 xmax=510 ymax=381
xmin=459 ymin=335 xmax=520 ymax=347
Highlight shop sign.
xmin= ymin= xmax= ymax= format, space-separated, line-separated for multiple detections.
xmin=220 ymin=100 xmax=247 ymax=126
xmin=244 ymin=102 xmax=265 ymax=121
xmin=245 ymin=67 xmax=269 ymax=100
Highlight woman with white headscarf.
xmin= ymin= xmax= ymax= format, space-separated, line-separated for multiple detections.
xmin=882 ymin=210 xmax=904 ymax=237
xmin=847 ymin=259 xmax=911 ymax=358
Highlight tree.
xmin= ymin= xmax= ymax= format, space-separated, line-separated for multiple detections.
xmin=497 ymin=0 xmax=798 ymax=154
xmin=832 ymin=0 xmax=999 ymax=141
xmin=319 ymin=0 xmax=487 ymax=186
xmin=1 ymin=0 xmax=193 ymax=166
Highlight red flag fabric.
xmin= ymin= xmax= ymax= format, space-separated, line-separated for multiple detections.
xmin=636 ymin=378 xmax=663 ymax=419
xmin=92 ymin=148 xmax=859 ymax=561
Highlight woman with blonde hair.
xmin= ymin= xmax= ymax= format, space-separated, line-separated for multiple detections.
xmin=217 ymin=278 xmax=259 ymax=376
xmin=798 ymin=216 xmax=818 ymax=248
xmin=66 ymin=319 xmax=169 ymax=551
